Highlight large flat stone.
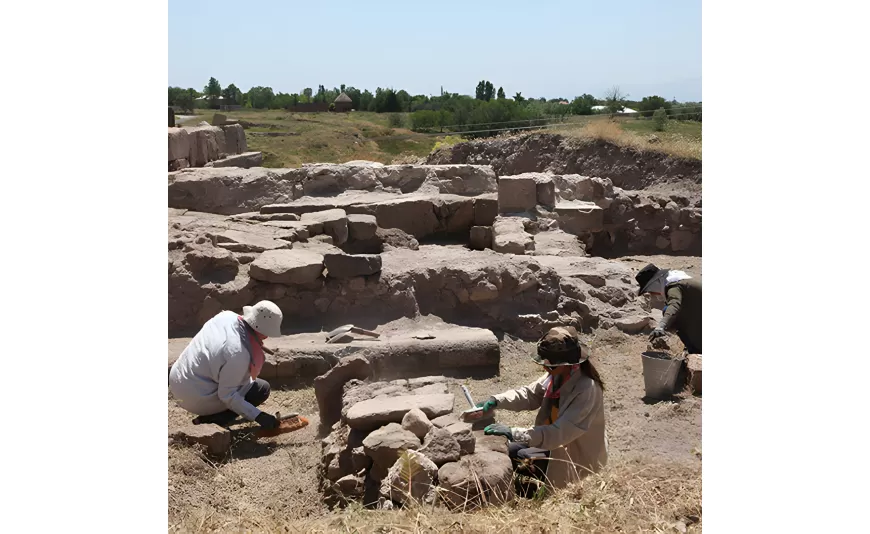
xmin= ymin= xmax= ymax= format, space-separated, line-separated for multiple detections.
xmin=249 ymin=249 xmax=324 ymax=284
xmin=346 ymin=394 xmax=455 ymax=431
xmin=205 ymin=151 xmax=263 ymax=169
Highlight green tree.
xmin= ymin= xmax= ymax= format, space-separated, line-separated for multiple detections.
xmin=221 ymin=83 xmax=242 ymax=106
xmin=514 ymin=92 xmax=524 ymax=103
xmin=638 ymin=95 xmax=670 ymax=115
xmin=571 ymin=94 xmax=596 ymax=115
xmin=246 ymin=86 xmax=275 ymax=109
xmin=604 ymin=85 xmax=629 ymax=114
xmin=475 ymin=80 xmax=486 ymax=100
xmin=303 ymin=87 xmax=313 ymax=100
xmin=359 ymin=89 xmax=374 ymax=111
xmin=652 ymin=107 xmax=669 ymax=131
xmin=484 ymin=81 xmax=495 ymax=101
xmin=497 ymin=87 xmax=505 ymax=99
xmin=203 ymin=77 xmax=222 ymax=109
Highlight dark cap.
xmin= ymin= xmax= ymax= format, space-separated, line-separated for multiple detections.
xmin=635 ymin=263 xmax=661 ymax=295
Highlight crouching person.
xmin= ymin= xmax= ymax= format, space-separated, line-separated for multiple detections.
xmin=480 ymin=326 xmax=608 ymax=489
xmin=169 ymin=300 xmax=284 ymax=430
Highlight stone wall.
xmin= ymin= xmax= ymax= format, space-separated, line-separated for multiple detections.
xmin=168 ymin=124 xmax=253 ymax=171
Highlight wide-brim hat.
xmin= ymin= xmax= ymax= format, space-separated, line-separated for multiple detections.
xmin=635 ymin=263 xmax=662 ymax=295
xmin=242 ymin=300 xmax=283 ymax=338
xmin=532 ymin=326 xmax=590 ymax=367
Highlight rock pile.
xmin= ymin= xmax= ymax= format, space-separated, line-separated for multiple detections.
xmin=318 ymin=375 xmax=514 ymax=510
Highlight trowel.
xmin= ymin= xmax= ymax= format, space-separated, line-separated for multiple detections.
xmin=459 ymin=385 xmax=487 ymax=422
xmin=324 ymin=324 xmax=380 ymax=344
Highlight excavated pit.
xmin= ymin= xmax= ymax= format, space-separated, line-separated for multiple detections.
xmin=168 ymin=128 xmax=701 ymax=514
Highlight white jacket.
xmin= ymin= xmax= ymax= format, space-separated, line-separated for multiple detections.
xmin=169 ymin=311 xmax=261 ymax=421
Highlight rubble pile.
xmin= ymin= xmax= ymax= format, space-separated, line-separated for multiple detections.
xmin=317 ymin=374 xmax=513 ymax=510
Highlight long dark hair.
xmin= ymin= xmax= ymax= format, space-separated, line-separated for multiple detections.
xmin=580 ymin=358 xmax=605 ymax=392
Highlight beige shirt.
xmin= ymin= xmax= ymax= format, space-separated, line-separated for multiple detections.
xmin=494 ymin=370 xmax=608 ymax=488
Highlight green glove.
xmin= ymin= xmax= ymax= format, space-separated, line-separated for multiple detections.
xmin=475 ymin=396 xmax=498 ymax=414
xmin=484 ymin=423 xmax=513 ymax=440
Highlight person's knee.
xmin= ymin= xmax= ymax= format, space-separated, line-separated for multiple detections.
xmin=247 ymin=379 xmax=271 ymax=406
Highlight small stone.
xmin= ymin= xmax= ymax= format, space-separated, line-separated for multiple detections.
xmin=419 ymin=427 xmax=461 ymax=466
xmin=445 ymin=422 xmax=475 ymax=455
xmin=362 ymin=423 xmax=421 ymax=470
xmin=401 ymin=408 xmax=433 ymax=439
xmin=169 ymin=424 xmax=231 ymax=456
xmin=430 ymin=414 xmax=461 ymax=429
xmin=379 ymin=449 xmax=438 ymax=505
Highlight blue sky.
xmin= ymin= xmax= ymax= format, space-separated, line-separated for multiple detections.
xmin=169 ymin=1 xmax=701 ymax=102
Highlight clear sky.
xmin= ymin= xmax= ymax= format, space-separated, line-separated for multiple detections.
xmin=169 ymin=0 xmax=701 ymax=102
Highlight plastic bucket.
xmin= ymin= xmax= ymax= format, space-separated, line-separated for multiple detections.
xmin=641 ymin=351 xmax=685 ymax=399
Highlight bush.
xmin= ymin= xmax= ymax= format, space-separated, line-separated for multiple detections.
xmin=329 ymin=103 xmax=336 ymax=112
xmin=652 ymin=107 xmax=668 ymax=132
xmin=387 ymin=113 xmax=404 ymax=128
xmin=433 ymin=135 xmax=465 ymax=151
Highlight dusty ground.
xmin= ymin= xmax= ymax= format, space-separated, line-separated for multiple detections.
xmin=168 ymin=284 xmax=702 ymax=531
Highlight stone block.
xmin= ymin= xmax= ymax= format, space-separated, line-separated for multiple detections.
xmin=348 ymin=214 xmax=378 ymax=241
xmin=469 ymin=226 xmax=493 ymax=250
xmin=169 ymin=424 xmax=231 ymax=456
xmin=555 ymin=202 xmax=605 ymax=233
xmin=498 ymin=175 xmax=537 ymax=213
xmin=249 ymin=250 xmax=324 ymax=284
xmin=473 ymin=197 xmax=499 ymax=226
xmin=346 ymin=394 xmax=455 ymax=432
xmin=301 ymin=209 xmax=349 ymax=245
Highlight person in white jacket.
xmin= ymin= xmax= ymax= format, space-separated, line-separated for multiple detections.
xmin=169 ymin=301 xmax=284 ymax=429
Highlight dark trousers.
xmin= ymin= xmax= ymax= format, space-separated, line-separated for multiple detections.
xmin=678 ymin=330 xmax=702 ymax=354
xmin=192 ymin=379 xmax=271 ymax=426
xmin=508 ymin=441 xmax=550 ymax=480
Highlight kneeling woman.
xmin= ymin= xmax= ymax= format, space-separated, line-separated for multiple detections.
xmin=481 ymin=326 xmax=608 ymax=488
xmin=169 ymin=301 xmax=283 ymax=430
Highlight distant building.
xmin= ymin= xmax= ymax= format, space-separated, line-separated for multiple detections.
xmin=333 ymin=92 xmax=353 ymax=112
xmin=591 ymin=105 xmax=638 ymax=115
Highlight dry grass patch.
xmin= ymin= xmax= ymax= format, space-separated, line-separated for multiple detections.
xmin=553 ymin=119 xmax=702 ymax=161
xmin=169 ymin=456 xmax=700 ymax=533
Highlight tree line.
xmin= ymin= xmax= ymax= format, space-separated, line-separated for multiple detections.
xmin=169 ymin=78 xmax=700 ymax=136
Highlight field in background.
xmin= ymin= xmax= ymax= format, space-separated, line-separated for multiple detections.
xmin=177 ymin=110 xmax=702 ymax=167
xmin=177 ymin=109 xmax=438 ymax=167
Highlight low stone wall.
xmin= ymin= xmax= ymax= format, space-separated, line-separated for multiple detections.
xmin=168 ymin=124 xmax=250 ymax=171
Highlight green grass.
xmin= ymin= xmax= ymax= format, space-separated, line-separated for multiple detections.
xmin=177 ymin=109 xmax=436 ymax=167
xmin=622 ymin=119 xmax=702 ymax=140
xmin=176 ymin=108 xmax=702 ymax=166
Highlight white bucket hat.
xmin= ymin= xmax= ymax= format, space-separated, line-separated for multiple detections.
xmin=241 ymin=300 xmax=283 ymax=338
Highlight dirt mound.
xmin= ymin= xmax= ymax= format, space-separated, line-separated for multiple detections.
xmin=425 ymin=133 xmax=702 ymax=191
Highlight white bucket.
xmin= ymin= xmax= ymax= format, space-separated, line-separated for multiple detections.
xmin=641 ymin=351 xmax=684 ymax=399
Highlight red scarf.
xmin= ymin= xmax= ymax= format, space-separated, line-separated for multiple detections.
xmin=238 ymin=317 xmax=265 ymax=379
xmin=543 ymin=364 xmax=581 ymax=399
